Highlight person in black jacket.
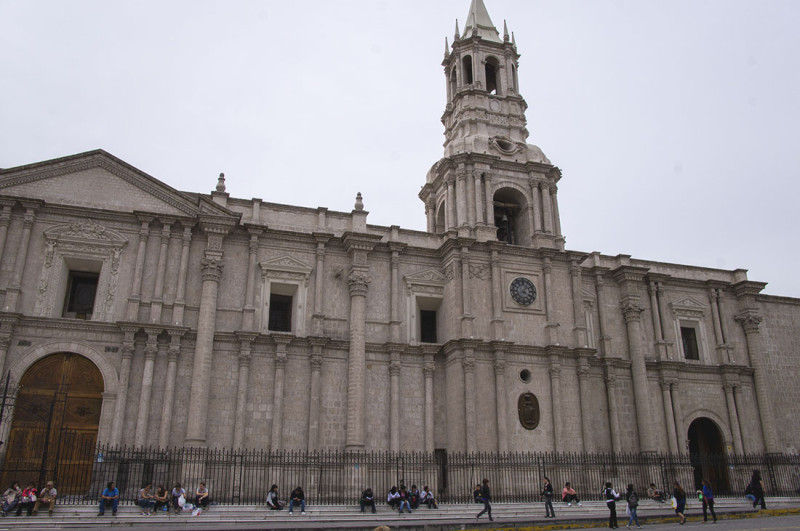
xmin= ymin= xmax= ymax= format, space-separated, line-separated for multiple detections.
xmin=475 ymin=478 xmax=493 ymax=522
xmin=360 ymin=488 xmax=376 ymax=513
xmin=288 ymin=486 xmax=305 ymax=514
xmin=542 ymin=476 xmax=555 ymax=518
xmin=604 ymin=481 xmax=621 ymax=529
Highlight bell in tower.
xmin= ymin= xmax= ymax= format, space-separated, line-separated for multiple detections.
xmin=419 ymin=0 xmax=565 ymax=251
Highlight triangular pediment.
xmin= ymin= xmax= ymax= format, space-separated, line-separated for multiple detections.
xmin=404 ymin=268 xmax=446 ymax=285
xmin=0 ymin=150 xmax=233 ymax=219
xmin=259 ymin=255 xmax=313 ymax=275
xmin=670 ymin=296 xmax=706 ymax=317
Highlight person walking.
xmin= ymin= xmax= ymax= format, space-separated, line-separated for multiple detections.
xmin=542 ymin=476 xmax=556 ymax=518
xmin=604 ymin=481 xmax=621 ymax=529
xmin=701 ymin=479 xmax=717 ymax=523
xmin=475 ymin=478 xmax=493 ymax=522
xmin=625 ymin=483 xmax=641 ymax=529
xmin=673 ymin=481 xmax=687 ymax=525
xmin=748 ymin=470 xmax=767 ymax=510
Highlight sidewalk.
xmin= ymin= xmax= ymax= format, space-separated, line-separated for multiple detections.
xmin=1 ymin=496 xmax=798 ymax=530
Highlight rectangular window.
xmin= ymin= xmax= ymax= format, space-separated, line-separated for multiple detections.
xmin=681 ymin=326 xmax=700 ymax=360
xmin=420 ymin=310 xmax=437 ymax=343
xmin=62 ymin=271 xmax=98 ymax=320
xmin=268 ymin=294 xmax=292 ymax=332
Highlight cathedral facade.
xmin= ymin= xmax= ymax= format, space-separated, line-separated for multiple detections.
xmin=1 ymin=0 xmax=798 ymax=471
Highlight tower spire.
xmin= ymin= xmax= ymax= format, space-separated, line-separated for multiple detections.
xmin=462 ymin=0 xmax=502 ymax=43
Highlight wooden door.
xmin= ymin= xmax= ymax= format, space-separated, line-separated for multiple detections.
xmin=1 ymin=353 xmax=103 ymax=493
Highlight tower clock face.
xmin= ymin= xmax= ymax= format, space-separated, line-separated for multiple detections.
xmin=510 ymin=277 xmax=537 ymax=306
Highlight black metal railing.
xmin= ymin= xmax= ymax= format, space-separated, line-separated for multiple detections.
xmin=2 ymin=443 xmax=799 ymax=506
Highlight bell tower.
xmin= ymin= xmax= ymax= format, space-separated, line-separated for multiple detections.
xmin=420 ymin=0 xmax=565 ymax=250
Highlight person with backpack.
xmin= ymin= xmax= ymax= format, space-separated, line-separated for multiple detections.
xmin=604 ymin=481 xmax=621 ymax=529
xmin=625 ymin=484 xmax=641 ymax=529
xmin=748 ymin=470 xmax=766 ymax=510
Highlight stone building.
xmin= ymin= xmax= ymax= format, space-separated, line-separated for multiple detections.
xmin=0 ymin=0 xmax=798 ymax=479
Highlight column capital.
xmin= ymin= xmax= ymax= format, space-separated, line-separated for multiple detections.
xmin=200 ymin=257 xmax=224 ymax=282
xmin=462 ymin=356 xmax=476 ymax=373
xmin=734 ymin=312 xmax=762 ymax=334
xmin=621 ymin=301 xmax=644 ymax=322
xmin=121 ymin=343 xmax=135 ymax=359
xmin=423 ymin=362 xmax=435 ymax=378
xmin=310 ymin=353 xmax=323 ymax=371
xmin=494 ymin=359 xmax=506 ymax=375
xmin=347 ymin=271 xmax=371 ymax=296
xmin=275 ymin=351 xmax=287 ymax=369
xmin=389 ymin=360 xmax=402 ymax=377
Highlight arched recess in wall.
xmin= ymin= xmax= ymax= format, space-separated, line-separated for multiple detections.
xmin=462 ymin=55 xmax=473 ymax=85
xmin=449 ymin=67 xmax=458 ymax=101
xmin=1 ymin=352 xmax=103 ymax=493
xmin=688 ymin=417 xmax=730 ymax=493
xmin=492 ymin=186 xmax=531 ymax=245
xmin=435 ymin=200 xmax=447 ymax=233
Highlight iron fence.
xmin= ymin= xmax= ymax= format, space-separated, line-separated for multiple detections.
xmin=1 ymin=443 xmax=798 ymax=506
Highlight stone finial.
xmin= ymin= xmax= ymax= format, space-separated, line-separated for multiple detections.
xmin=444 ymin=36 xmax=449 ymax=59
xmin=216 ymin=172 xmax=226 ymax=193
xmin=354 ymin=192 xmax=364 ymax=211
xmin=454 ymin=19 xmax=460 ymax=41
xmin=503 ymin=20 xmax=509 ymax=42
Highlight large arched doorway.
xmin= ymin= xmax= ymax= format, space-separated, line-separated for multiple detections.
xmin=2 ymin=353 xmax=103 ymax=492
xmin=688 ymin=417 xmax=730 ymax=493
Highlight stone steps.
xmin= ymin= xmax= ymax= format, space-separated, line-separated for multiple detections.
xmin=2 ymin=497 xmax=797 ymax=528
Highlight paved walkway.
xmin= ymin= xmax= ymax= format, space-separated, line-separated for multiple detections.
xmin=2 ymin=496 xmax=799 ymax=530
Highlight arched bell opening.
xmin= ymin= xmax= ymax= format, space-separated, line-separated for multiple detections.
xmin=493 ymin=187 xmax=530 ymax=245
xmin=688 ymin=417 xmax=730 ymax=493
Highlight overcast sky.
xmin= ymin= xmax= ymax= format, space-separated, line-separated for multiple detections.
xmin=1 ymin=0 xmax=798 ymax=298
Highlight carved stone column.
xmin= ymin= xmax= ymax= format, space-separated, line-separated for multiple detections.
xmin=483 ymin=173 xmax=494 ymax=226
xmin=543 ymin=257 xmax=559 ymax=345
xmin=134 ymin=333 xmax=159 ymax=447
xmin=723 ymin=383 xmax=743 ymax=455
xmin=473 ymin=171 xmax=484 ymax=224
xmin=670 ymin=380 xmax=686 ymax=453
xmin=110 ymin=336 xmax=135 ymax=446
xmin=311 ymin=234 xmax=330 ymax=336
xmin=0 ymin=204 xmax=12 ymax=269
xmin=149 ymin=221 xmax=172 ymax=323
xmin=241 ymin=230 xmax=261 ymax=331
xmin=489 ymin=247 xmax=504 ymax=340
xmin=232 ymin=333 xmax=256 ymax=449
xmin=735 ymin=312 xmax=779 ymax=453
xmin=389 ymin=351 xmax=401 ymax=452
xmin=389 ymin=244 xmax=404 ymax=343
xmin=594 ymin=270 xmax=613 ymax=357
xmin=493 ymin=348 xmax=509 ymax=453
xmin=270 ymin=336 xmax=290 ymax=451
xmin=531 ymin=180 xmax=543 ymax=233
xmin=733 ymin=385 xmax=750 ymax=453
xmin=605 ymin=369 xmax=622 ymax=453
xmin=425 ymin=197 xmax=436 ymax=233
xmin=549 ymin=360 xmax=562 ymax=449
xmin=540 ymin=183 xmax=553 ymax=234
xmin=570 ymin=259 xmax=588 ymax=347
xmin=345 ymin=270 xmax=370 ymax=451
xmin=158 ymin=336 xmax=181 ymax=448
xmin=462 ymin=352 xmax=477 ymax=453
xmin=660 ymin=378 xmax=679 ymax=454
xmin=172 ymin=226 xmax=192 ymax=326
xmin=576 ymin=358 xmax=590 ymax=452
xmin=621 ymin=300 xmax=655 ymax=452
xmin=126 ymin=218 xmax=151 ymax=321
xmin=307 ymin=339 xmax=325 ymax=450
xmin=549 ymin=184 xmax=562 ymax=237
xmin=456 ymin=170 xmax=467 ymax=227
xmin=423 ymin=354 xmax=435 ymax=453
xmin=460 ymin=246 xmax=474 ymax=337
xmin=185 ymin=222 xmax=229 ymax=447
xmin=446 ymin=176 xmax=456 ymax=230
xmin=4 ymin=206 xmax=36 ymax=312
xmin=656 ymin=283 xmax=675 ymax=360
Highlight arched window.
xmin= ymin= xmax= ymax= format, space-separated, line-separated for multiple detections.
xmin=485 ymin=57 xmax=500 ymax=95
xmin=449 ymin=67 xmax=458 ymax=101
xmin=462 ymin=55 xmax=473 ymax=85
xmin=511 ymin=64 xmax=518 ymax=93
xmin=493 ymin=187 xmax=530 ymax=245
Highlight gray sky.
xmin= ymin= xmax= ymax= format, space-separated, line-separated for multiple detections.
xmin=1 ymin=0 xmax=798 ymax=298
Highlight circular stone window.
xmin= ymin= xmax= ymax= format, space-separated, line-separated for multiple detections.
xmin=519 ymin=369 xmax=532 ymax=383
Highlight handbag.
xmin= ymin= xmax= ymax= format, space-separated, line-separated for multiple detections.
xmin=30 ymin=493 xmax=37 ymax=503
xmin=670 ymin=497 xmax=677 ymax=509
